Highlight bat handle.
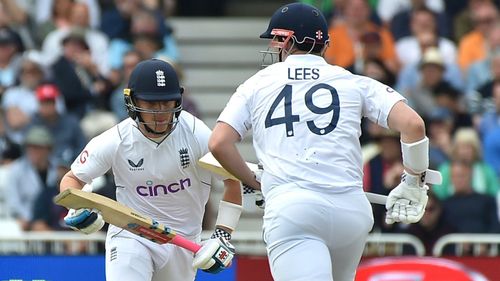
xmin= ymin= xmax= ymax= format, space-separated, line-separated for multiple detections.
xmin=171 ymin=235 xmax=202 ymax=253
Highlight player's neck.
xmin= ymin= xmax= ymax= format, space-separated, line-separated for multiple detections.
xmin=139 ymin=124 xmax=171 ymax=142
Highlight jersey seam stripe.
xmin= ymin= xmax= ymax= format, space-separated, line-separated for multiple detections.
xmin=117 ymin=123 xmax=123 ymax=141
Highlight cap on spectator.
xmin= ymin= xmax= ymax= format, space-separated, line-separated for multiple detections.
xmin=36 ymin=84 xmax=60 ymax=101
xmin=24 ymin=126 xmax=53 ymax=147
xmin=420 ymin=47 xmax=444 ymax=69
xmin=0 ymin=27 xmax=17 ymax=45
xmin=62 ymin=28 xmax=89 ymax=50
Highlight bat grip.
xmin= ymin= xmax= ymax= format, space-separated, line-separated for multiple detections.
xmin=171 ymin=235 xmax=202 ymax=253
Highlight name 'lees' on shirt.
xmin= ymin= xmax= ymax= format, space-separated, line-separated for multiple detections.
xmin=287 ymin=67 xmax=319 ymax=80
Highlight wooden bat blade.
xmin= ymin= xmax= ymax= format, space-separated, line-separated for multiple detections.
xmin=198 ymin=152 xmax=259 ymax=180
xmin=198 ymin=153 xmax=388 ymax=205
xmin=54 ymin=189 xmax=201 ymax=253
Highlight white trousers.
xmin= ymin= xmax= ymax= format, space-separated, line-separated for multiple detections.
xmin=263 ymin=184 xmax=374 ymax=281
xmin=105 ymin=233 xmax=196 ymax=281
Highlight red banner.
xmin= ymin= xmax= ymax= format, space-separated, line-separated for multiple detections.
xmin=235 ymin=256 xmax=500 ymax=281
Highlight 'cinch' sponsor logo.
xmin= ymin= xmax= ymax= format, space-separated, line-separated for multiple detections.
xmin=136 ymin=178 xmax=191 ymax=196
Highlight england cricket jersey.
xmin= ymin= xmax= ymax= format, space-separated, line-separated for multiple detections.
xmin=218 ymin=54 xmax=405 ymax=192
xmin=71 ymin=111 xmax=212 ymax=238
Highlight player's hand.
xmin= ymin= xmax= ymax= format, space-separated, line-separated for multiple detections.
xmin=64 ymin=208 xmax=105 ymax=234
xmin=242 ymin=164 xmax=265 ymax=209
xmin=385 ymin=171 xmax=429 ymax=224
xmin=192 ymin=236 xmax=235 ymax=274
xmin=243 ymin=185 xmax=265 ymax=209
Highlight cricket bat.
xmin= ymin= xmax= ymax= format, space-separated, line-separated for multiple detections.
xmin=54 ymin=188 xmax=201 ymax=253
xmin=198 ymin=152 xmax=388 ymax=205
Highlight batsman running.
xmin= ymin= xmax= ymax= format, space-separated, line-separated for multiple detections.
xmin=59 ymin=59 xmax=242 ymax=281
xmin=208 ymin=3 xmax=441 ymax=281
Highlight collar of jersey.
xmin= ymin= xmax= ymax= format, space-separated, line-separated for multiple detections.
xmin=284 ymin=54 xmax=326 ymax=64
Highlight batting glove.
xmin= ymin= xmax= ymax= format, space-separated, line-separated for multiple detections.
xmin=64 ymin=208 xmax=105 ymax=234
xmin=192 ymin=233 xmax=235 ymax=274
xmin=385 ymin=171 xmax=428 ymax=224
xmin=242 ymin=164 xmax=265 ymax=209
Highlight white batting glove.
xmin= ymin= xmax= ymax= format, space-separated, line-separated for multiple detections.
xmin=64 ymin=208 xmax=105 ymax=234
xmin=242 ymin=164 xmax=265 ymax=209
xmin=385 ymin=171 xmax=429 ymax=224
xmin=192 ymin=236 xmax=235 ymax=274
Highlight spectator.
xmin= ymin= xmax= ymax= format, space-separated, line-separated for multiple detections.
xmin=427 ymin=108 xmax=453 ymax=169
xmin=107 ymin=6 xmax=179 ymax=71
xmin=51 ymin=30 xmax=99 ymax=118
xmin=100 ymin=0 xmax=141 ymax=40
xmin=41 ymin=1 xmax=110 ymax=75
xmin=109 ymin=50 xmax=141 ymax=120
xmin=30 ymin=83 xmax=87 ymax=161
xmin=0 ymin=108 xmax=21 ymax=218
xmin=363 ymin=129 xmax=403 ymax=233
xmin=395 ymin=7 xmax=456 ymax=67
xmin=387 ymin=0 xmax=450 ymax=41
xmin=1 ymin=51 xmax=50 ymax=144
xmin=404 ymin=191 xmax=456 ymax=255
xmin=0 ymin=27 xmax=23 ymax=97
xmin=362 ymin=58 xmax=396 ymax=87
xmin=483 ymin=127 xmax=500 ymax=179
xmin=33 ymin=0 xmax=101 ymax=46
xmin=433 ymin=83 xmax=473 ymax=130
xmin=457 ymin=1 xmax=498 ymax=71
xmin=465 ymin=23 xmax=500 ymax=93
xmin=398 ymin=47 xmax=462 ymax=118
xmin=0 ymin=0 xmax=34 ymax=50
xmin=30 ymin=154 xmax=72 ymax=231
xmin=31 ymin=0 xmax=74 ymax=46
xmin=433 ymin=128 xmax=499 ymax=200
xmin=442 ymin=160 xmax=500 ymax=255
xmin=324 ymin=0 xmax=399 ymax=74
xmin=480 ymin=83 xmax=500 ymax=177
xmin=452 ymin=0 xmax=495 ymax=43
xmin=0 ymin=108 xmax=21 ymax=164
xmin=397 ymin=44 xmax=464 ymax=94
xmin=5 ymin=126 xmax=58 ymax=230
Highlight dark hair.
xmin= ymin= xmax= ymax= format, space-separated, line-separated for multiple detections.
xmin=364 ymin=58 xmax=396 ymax=87
xmin=433 ymin=82 xmax=461 ymax=100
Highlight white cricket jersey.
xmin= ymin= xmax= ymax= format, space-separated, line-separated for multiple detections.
xmin=71 ymin=111 xmax=212 ymax=238
xmin=218 ymin=54 xmax=405 ymax=193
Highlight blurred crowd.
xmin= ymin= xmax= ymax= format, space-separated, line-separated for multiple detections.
xmin=0 ymin=0 xmax=499 ymax=256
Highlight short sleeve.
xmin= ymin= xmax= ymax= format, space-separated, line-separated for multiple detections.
xmin=217 ymin=84 xmax=253 ymax=138
xmin=71 ymin=129 xmax=116 ymax=184
xmin=362 ymin=78 xmax=406 ymax=128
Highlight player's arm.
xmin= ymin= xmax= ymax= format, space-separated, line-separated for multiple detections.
xmin=60 ymin=170 xmax=86 ymax=192
xmin=215 ymin=179 xmax=242 ymax=235
xmin=58 ymin=135 xmax=114 ymax=234
xmin=385 ymin=101 xmax=441 ymax=224
xmin=209 ymin=121 xmax=261 ymax=190
xmin=60 ymin=171 xmax=105 ymax=234
xmin=193 ymin=178 xmax=242 ymax=274
xmin=387 ymin=100 xmax=426 ymax=166
xmin=59 ymin=172 xmax=105 ymax=234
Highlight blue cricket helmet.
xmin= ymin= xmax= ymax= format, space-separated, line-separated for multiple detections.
xmin=124 ymin=59 xmax=183 ymax=131
xmin=126 ymin=58 xmax=182 ymax=102
xmin=260 ymin=2 xmax=329 ymax=52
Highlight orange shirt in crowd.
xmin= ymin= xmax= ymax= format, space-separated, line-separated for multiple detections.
xmin=324 ymin=22 xmax=398 ymax=69
xmin=457 ymin=30 xmax=487 ymax=71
